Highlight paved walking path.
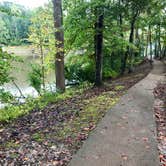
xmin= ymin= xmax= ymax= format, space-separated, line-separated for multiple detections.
xmin=70 ymin=61 xmax=165 ymax=166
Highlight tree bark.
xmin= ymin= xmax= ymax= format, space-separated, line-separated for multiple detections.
xmin=53 ymin=0 xmax=65 ymax=92
xmin=154 ymin=29 xmax=158 ymax=58
xmin=141 ymin=30 xmax=145 ymax=57
xmin=135 ymin=27 xmax=140 ymax=57
xmin=94 ymin=8 xmax=104 ymax=86
xmin=128 ymin=14 xmax=136 ymax=73
xmin=119 ymin=0 xmax=126 ymax=75
xmin=145 ymin=30 xmax=148 ymax=57
xmin=158 ymin=24 xmax=161 ymax=59
xmin=39 ymin=43 xmax=45 ymax=90
xmin=149 ymin=25 xmax=153 ymax=64
xmin=122 ymin=11 xmax=138 ymax=74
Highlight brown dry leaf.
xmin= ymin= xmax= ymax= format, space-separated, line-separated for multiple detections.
xmin=52 ymin=161 xmax=59 ymax=165
xmin=89 ymin=124 xmax=96 ymax=130
xmin=122 ymin=116 xmax=127 ymax=119
xmin=145 ymin=145 xmax=150 ymax=149
xmin=117 ymin=123 xmax=122 ymax=127
xmin=142 ymin=137 xmax=148 ymax=142
xmin=23 ymin=157 xmax=29 ymax=161
xmin=121 ymin=126 xmax=126 ymax=129
xmin=121 ymin=154 xmax=128 ymax=161
xmin=83 ymin=127 xmax=90 ymax=131
xmin=0 ymin=129 xmax=4 ymax=132
xmin=15 ymin=141 xmax=20 ymax=144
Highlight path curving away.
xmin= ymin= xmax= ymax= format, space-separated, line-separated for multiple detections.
xmin=69 ymin=60 xmax=166 ymax=166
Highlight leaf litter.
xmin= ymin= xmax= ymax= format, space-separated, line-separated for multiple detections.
xmin=0 ymin=67 xmax=151 ymax=165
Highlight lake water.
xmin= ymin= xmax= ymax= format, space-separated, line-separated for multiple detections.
xmin=2 ymin=46 xmax=56 ymax=99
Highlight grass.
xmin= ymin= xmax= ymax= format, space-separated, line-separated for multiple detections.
xmin=5 ymin=140 xmax=20 ymax=149
xmin=0 ymin=82 xmax=92 ymax=123
xmin=56 ymin=90 xmax=120 ymax=143
xmin=32 ymin=133 xmax=45 ymax=142
xmin=0 ymin=83 xmax=121 ymax=153
xmin=115 ymin=85 xmax=125 ymax=91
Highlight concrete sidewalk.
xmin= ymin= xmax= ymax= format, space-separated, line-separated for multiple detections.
xmin=69 ymin=61 xmax=165 ymax=166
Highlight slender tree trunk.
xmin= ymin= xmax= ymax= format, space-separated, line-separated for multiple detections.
xmin=128 ymin=15 xmax=136 ymax=73
xmin=154 ymin=29 xmax=158 ymax=58
xmin=145 ymin=30 xmax=148 ymax=58
xmin=40 ymin=43 xmax=45 ymax=90
xmin=161 ymin=45 xmax=166 ymax=58
xmin=135 ymin=27 xmax=140 ymax=57
xmin=53 ymin=0 xmax=65 ymax=92
xmin=149 ymin=25 xmax=153 ymax=64
xmin=158 ymin=24 xmax=161 ymax=59
xmin=119 ymin=0 xmax=126 ymax=75
xmin=122 ymin=11 xmax=138 ymax=74
xmin=141 ymin=30 xmax=145 ymax=57
xmin=94 ymin=8 xmax=104 ymax=86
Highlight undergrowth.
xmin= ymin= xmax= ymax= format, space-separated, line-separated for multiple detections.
xmin=0 ymin=82 xmax=92 ymax=123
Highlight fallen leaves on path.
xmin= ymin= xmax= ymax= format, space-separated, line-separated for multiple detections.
xmin=121 ymin=154 xmax=128 ymax=161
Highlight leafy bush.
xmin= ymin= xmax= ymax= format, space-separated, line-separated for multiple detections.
xmin=0 ymin=48 xmax=13 ymax=85
xmin=28 ymin=64 xmax=42 ymax=95
xmin=102 ymin=54 xmax=120 ymax=79
xmin=103 ymin=68 xmax=119 ymax=78
xmin=0 ymin=88 xmax=15 ymax=104
xmin=65 ymin=54 xmax=95 ymax=82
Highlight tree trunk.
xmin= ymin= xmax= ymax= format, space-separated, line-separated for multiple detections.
xmin=40 ymin=43 xmax=45 ymax=90
xmin=135 ymin=27 xmax=140 ymax=57
xmin=145 ymin=30 xmax=148 ymax=57
xmin=94 ymin=8 xmax=104 ymax=86
xmin=149 ymin=25 xmax=153 ymax=64
xmin=154 ymin=29 xmax=158 ymax=58
xmin=158 ymin=24 xmax=161 ymax=59
xmin=128 ymin=15 xmax=136 ymax=73
xmin=53 ymin=0 xmax=65 ymax=92
xmin=119 ymin=0 xmax=126 ymax=75
xmin=161 ymin=45 xmax=166 ymax=58
xmin=141 ymin=30 xmax=145 ymax=57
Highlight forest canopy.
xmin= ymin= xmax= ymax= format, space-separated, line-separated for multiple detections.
xmin=0 ymin=0 xmax=165 ymax=95
xmin=0 ymin=1 xmax=31 ymax=45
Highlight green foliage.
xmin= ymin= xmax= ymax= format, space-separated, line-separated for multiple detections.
xmin=0 ymin=89 xmax=14 ymax=104
xmin=103 ymin=68 xmax=119 ymax=78
xmin=56 ymin=90 xmax=120 ymax=141
xmin=0 ymin=82 xmax=92 ymax=123
xmin=32 ymin=133 xmax=44 ymax=142
xmin=0 ymin=47 xmax=23 ymax=104
xmin=0 ymin=1 xmax=31 ymax=45
xmin=28 ymin=64 xmax=42 ymax=95
xmin=115 ymin=85 xmax=125 ymax=91
xmin=0 ymin=48 xmax=13 ymax=85
xmin=0 ymin=0 xmax=164 ymax=124
xmin=65 ymin=54 xmax=95 ymax=82
xmin=28 ymin=5 xmax=54 ymax=47
xmin=28 ymin=4 xmax=55 ymax=88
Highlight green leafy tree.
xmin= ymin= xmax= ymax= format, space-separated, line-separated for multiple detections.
xmin=29 ymin=6 xmax=55 ymax=90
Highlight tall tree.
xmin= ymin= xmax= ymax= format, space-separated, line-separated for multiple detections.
xmin=94 ymin=6 xmax=104 ymax=86
xmin=52 ymin=0 xmax=65 ymax=92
